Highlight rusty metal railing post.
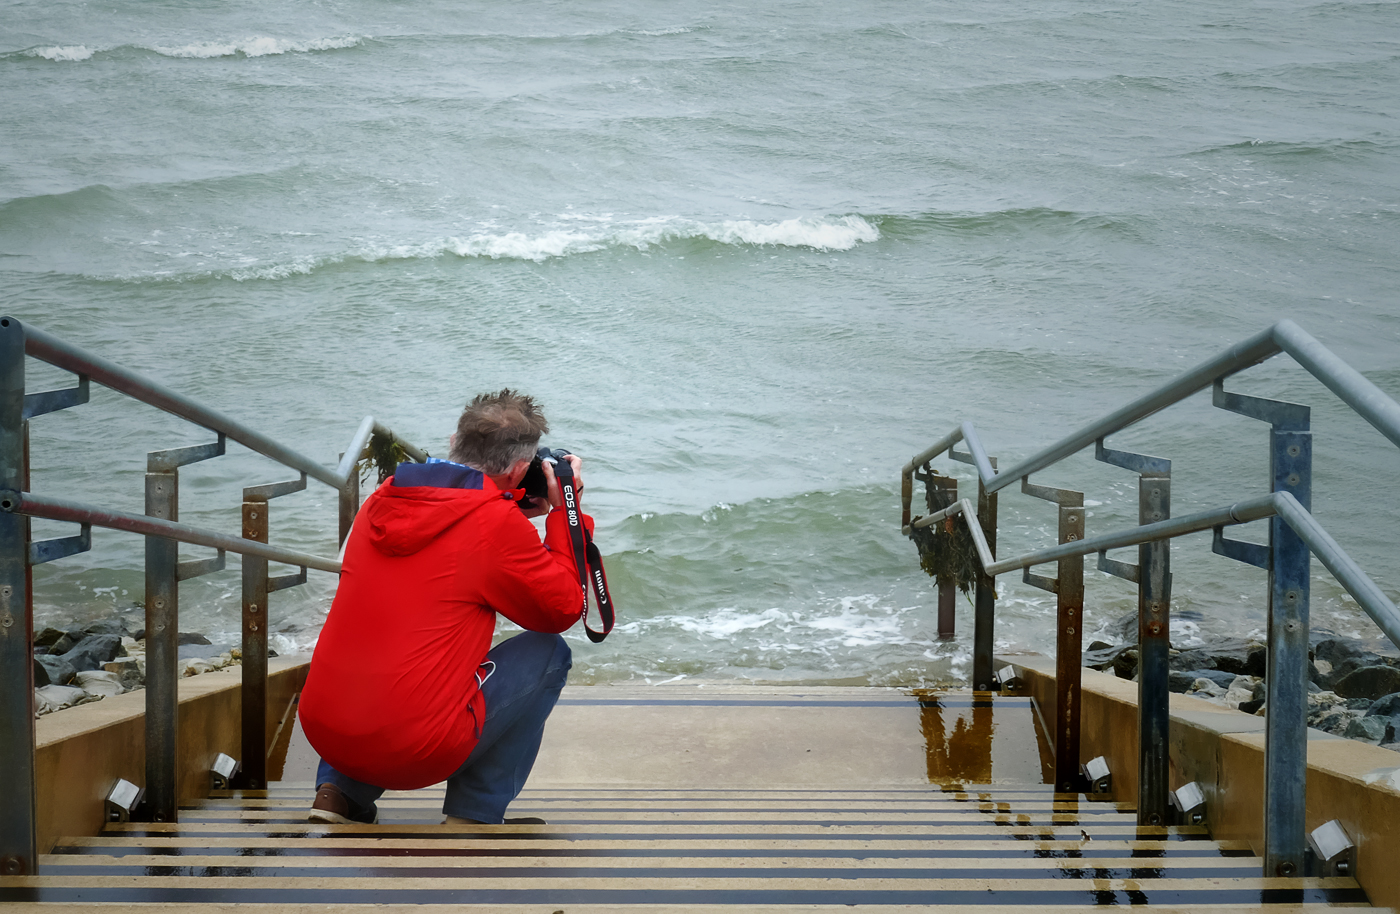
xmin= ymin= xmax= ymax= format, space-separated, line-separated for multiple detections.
xmin=143 ymin=458 xmax=181 ymax=822
xmin=143 ymin=439 xmax=226 ymax=821
xmin=1137 ymin=474 xmax=1172 ymax=824
xmin=1021 ymin=479 xmax=1084 ymax=792
xmin=240 ymin=497 xmax=270 ymax=789
xmin=0 ymin=317 xmax=36 ymax=875
xmin=1096 ymin=440 xmax=1173 ymax=825
xmin=239 ymin=475 xmax=307 ymax=789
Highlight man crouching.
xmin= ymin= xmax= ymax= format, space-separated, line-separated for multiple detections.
xmin=298 ymin=389 xmax=591 ymax=825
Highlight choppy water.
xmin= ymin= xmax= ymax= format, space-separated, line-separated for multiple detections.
xmin=3 ymin=0 xmax=1399 ymax=685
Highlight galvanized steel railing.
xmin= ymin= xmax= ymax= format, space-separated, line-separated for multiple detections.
xmin=0 ymin=315 xmax=426 ymax=875
xmin=900 ymin=318 xmax=1400 ymax=879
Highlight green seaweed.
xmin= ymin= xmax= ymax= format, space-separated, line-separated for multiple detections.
xmin=358 ymin=431 xmax=416 ymax=486
xmin=908 ymin=474 xmax=981 ymax=596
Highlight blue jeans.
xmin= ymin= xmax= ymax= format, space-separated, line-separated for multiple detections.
xmin=315 ymin=630 xmax=572 ymax=823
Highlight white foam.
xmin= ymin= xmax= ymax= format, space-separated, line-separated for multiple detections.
xmin=710 ymin=216 xmax=881 ymax=251
xmin=149 ymin=36 xmax=361 ymax=59
xmin=26 ymin=45 xmax=96 ymax=61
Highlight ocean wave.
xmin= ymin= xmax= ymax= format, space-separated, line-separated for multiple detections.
xmin=98 ymin=214 xmax=881 ymax=283
xmin=148 ymin=35 xmax=362 ymax=58
xmin=10 ymin=36 xmax=361 ymax=62
xmin=22 ymin=45 xmax=98 ymax=61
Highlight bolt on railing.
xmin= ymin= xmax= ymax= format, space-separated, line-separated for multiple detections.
xmin=0 ymin=316 xmax=425 ymax=873
xmin=900 ymin=319 xmax=1400 ymax=877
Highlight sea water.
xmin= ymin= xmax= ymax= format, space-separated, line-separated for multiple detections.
xmin=2 ymin=0 xmax=1398 ymax=685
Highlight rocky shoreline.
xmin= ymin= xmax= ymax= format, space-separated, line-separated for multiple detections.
xmin=1085 ymin=609 xmax=1400 ymax=751
xmin=31 ymin=617 xmax=270 ymax=717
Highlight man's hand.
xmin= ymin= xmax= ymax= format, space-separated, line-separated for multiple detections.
xmin=519 ymin=454 xmax=582 ymax=519
xmin=544 ymin=454 xmax=583 ymax=510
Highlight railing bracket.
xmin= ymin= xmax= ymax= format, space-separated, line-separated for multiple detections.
xmin=1082 ymin=756 xmax=1111 ymax=793
xmin=211 ymin=753 xmax=241 ymax=791
xmin=1307 ymin=819 xmax=1356 ymax=877
xmin=1170 ymin=781 xmax=1207 ymax=826
xmin=105 ymin=778 xmax=145 ymax=823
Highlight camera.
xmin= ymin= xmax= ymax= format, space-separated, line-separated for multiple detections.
xmin=519 ymin=447 xmax=573 ymax=508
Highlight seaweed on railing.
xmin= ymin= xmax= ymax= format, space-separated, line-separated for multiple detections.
xmin=359 ymin=430 xmax=421 ymax=486
xmin=908 ymin=474 xmax=979 ymax=596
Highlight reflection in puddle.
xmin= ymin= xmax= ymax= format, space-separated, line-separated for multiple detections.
xmin=913 ymin=691 xmax=1055 ymax=786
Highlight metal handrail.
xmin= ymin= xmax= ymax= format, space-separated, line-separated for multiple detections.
xmin=5 ymin=491 xmax=342 ymax=574
xmin=899 ymin=319 xmax=1400 ymax=880
xmin=22 ymin=324 xmax=426 ymax=491
xmin=902 ymin=319 xmax=1400 ymax=497
xmin=913 ymin=491 xmax=1400 ymax=647
xmin=0 ymin=315 xmax=429 ymax=876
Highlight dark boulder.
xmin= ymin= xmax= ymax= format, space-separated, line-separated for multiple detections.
xmin=1169 ymin=639 xmax=1266 ymax=678
xmin=59 ymin=634 xmax=125 ymax=673
xmin=1366 ymin=693 xmax=1400 ymax=718
xmin=1313 ymin=638 xmax=1400 ymax=689
xmin=33 ymin=658 xmax=50 ymax=688
xmin=1334 ymin=666 xmax=1400 ymax=702
xmin=1238 ymin=697 xmax=1265 ymax=715
xmin=83 ymin=619 xmax=128 ymax=637
xmin=178 ymin=632 xmax=212 ymax=646
xmin=36 ymin=653 xmax=76 ymax=686
xmin=33 ymin=626 xmax=67 ymax=648
xmin=1170 ymin=669 xmax=1236 ymax=693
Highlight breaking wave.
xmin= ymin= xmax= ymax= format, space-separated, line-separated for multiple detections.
xmin=12 ymin=36 xmax=362 ymax=62
xmin=103 ymin=214 xmax=881 ymax=283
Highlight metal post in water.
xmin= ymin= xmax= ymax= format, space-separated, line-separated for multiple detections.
xmin=0 ymin=316 xmax=36 ymax=875
xmin=972 ymin=458 xmax=998 ymax=691
xmin=1265 ymin=416 xmax=1312 ymax=876
xmin=925 ymin=473 xmax=959 ymax=641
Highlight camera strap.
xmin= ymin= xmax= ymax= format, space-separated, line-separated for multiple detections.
xmin=552 ymin=459 xmax=615 ymax=643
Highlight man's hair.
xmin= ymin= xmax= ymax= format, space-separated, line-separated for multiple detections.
xmin=449 ymin=389 xmax=549 ymax=474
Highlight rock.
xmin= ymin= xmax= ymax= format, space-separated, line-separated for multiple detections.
xmin=1312 ymin=707 xmax=1359 ymax=733
xmin=34 ymin=684 xmax=87 ymax=713
xmin=1312 ymin=638 xmax=1400 ymax=689
xmin=1170 ymin=669 xmax=1235 ymax=692
xmin=47 ymin=633 xmax=79 ymax=655
xmin=1333 ymin=666 xmax=1400 ymax=701
xmin=104 ymin=658 xmax=140 ymax=675
xmin=178 ymin=632 xmax=212 ymax=646
xmin=1169 ymin=639 xmax=1266 ymax=678
xmin=181 ymin=659 xmax=214 ymax=677
xmin=1239 ymin=697 xmax=1266 ymax=714
xmin=1343 ymin=716 xmax=1389 ymax=743
xmin=75 ymin=670 xmax=124 ymax=697
xmin=1105 ymin=609 xmax=1139 ymax=643
xmin=1189 ymin=678 xmax=1226 ymax=698
xmin=33 ymin=626 xmax=67 ymax=648
xmin=1366 ymin=692 xmax=1400 ymax=718
xmin=1224 ymin=675 xmax=1260 ymax=710
xmin=60 ymin=634 xmax=126 ymax=673
xmin=33 ymin=658 xmax=51 ymax=688
xmin=1085 ymin=643 xmax=1133 ymax=671
xmin=83 ymin=619 xmax=128 ymax=637
xmin=1087 ymin=640 xmax=1113 ymax=653
xmin=35 ymin=654 xmax=76 ymax=686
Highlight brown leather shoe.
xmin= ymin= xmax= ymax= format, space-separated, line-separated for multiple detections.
xmin=308 ymin=784 xmax=378 ymax=824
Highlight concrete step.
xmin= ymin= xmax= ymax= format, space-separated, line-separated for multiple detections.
xmin=0 ymin=686 xmax=1377 ymax=910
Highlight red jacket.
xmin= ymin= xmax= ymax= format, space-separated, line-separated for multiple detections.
xmin=299 ymin=469 xmax=590 ymax=789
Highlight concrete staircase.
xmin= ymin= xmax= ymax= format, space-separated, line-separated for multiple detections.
xmin=0 ymin=685 xmax=1377 ymax=910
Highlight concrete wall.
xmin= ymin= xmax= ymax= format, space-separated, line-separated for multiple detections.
xmin=34 ymin=655 xmax=309 ymax=854
xmin=1003 ymin=652 xmax=1400 ymax=909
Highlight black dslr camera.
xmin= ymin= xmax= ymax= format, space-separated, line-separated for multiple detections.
xmin=518 ymin=446 xmax=573 ymax=510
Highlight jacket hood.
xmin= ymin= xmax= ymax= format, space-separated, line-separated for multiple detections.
xmin=360 ymin=477 xmax=510 ymax=556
